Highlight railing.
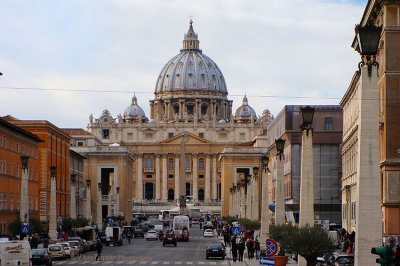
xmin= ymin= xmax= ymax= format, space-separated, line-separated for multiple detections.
xmin=143 ymin=168 xmax=154 ymax=173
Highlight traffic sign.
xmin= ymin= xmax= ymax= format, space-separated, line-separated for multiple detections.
xmin=21 ymin=224 xmax=29 ymax=234
xmin=260 ymin=257 xmax=275 ymax=265
xmin=266 ymin=239 xmax=278 ymax=256
xmin=232 ymin=227 xmax=241 ymax=235
xmin=389 ymin=236 xmax=398 ymax=245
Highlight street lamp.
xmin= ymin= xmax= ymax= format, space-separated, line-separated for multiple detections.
xmin=253 ymin=167 xmax=259 ymax=180
xmin=98 ymin=183 xmax=102 ymax=190
xmin=229 ymin=188 xmax=233 ymax=193
xmin=262 ymin=153 xmax=270 ymax=173
xmin=300 ymin=106 xmax=315 ymax=133
xmin=275 ymin=138 xmax=285 ymax=160
xmin=275 ymin=138 xmax=285 ymax=225
xmin=86 ymin=179 xmax=91 ymax=187
xmin=19 ymin=155 xmax=29 ymax=222
xmin=49 ymin=166 xmax=57 ymax=240
xmin=20 ymin=155 xmax=29 ymax=169
xmin=50 ymin=166 xmax=57 ymax=177
xmin=70 ymin=174 xmax=76 ymax=184
xmin=354 ymin=23 xmax=382 ymax=76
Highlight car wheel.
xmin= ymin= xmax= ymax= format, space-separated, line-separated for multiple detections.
xmin=163 ymin=243 xmax=165 ymax=246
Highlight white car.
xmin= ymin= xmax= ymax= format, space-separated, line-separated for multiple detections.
xmin=48 ymin=244 xmax=66 ymax=259
xmin=57 ymin=242 xmax=75 ymax=257
xmin=145 ymin=230 xmax=159 ymax=241
xmin=203 ymin=229 xmax=214 ymax=237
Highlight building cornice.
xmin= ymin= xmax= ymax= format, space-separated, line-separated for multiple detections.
xmin=340 ymin=71 xmax=360 ymax=107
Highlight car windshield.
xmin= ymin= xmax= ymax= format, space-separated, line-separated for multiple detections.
xmin=49 ymin=246 xmax=61 ymax=251
xmin=337 ymin=257 xmax=354 ymax=263
xmin=148 ymin=231 xmax=157 ymax=234
xmin=32 ymin=249 xmax=45 ymax=255
xmin=205 ymin=229 xmax=213 ymax=232
xmin=208 ymin=244 xmax=222 ymax=249
xmin=68 ymin=242 xmax=78 ymax=246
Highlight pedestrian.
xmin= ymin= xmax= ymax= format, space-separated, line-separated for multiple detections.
xmin=238 ymin=238 xmax=245 ymax=262
xmin=255 ymin=238 xmax=260 ymax=260
xmin=199 ymin=222 xmax=202 ymax=230
xmin=231 ymin=235 xmax=238 ymax=263
xmin=95 ymin=240 xmax=103 ymax=261
xmin=246 ymin=237 xmax=254 ymax=260
xmin=224 ymin=233 xmax=230 ymax=248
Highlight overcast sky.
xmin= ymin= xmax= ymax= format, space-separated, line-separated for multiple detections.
xmin=0 ymin=0 xmax=366 ymax=129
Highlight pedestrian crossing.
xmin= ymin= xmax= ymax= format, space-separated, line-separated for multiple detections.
xmin=53 ymin=260 xmax=228 ymax=265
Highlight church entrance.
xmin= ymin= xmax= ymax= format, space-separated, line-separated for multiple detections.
xmin=168 ymin=189 xmax=174 ymax=201
xmin=145 ymin=183 xmax=154 ymax=200
xmin=198 ymin=189 xmax=204 ymax=201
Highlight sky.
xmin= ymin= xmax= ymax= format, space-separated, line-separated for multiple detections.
xmin=0 ymin=0 xmax=366 ymax=129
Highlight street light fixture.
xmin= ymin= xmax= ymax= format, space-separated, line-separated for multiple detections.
xmin=275 ymin=138 xmax=285 ymax=160
xmin=300 ymin=106 xmax=315 ymax=133
xmin=116 ymin=187 xmax=120 ymax=194
xmin=229 ymin=188 xmax=233 ymax=193
xmin=70 ymin=174 xmax=76 ymax=183
xmin=262 ymin=153 xmax=270 ymax=173
xmin=86 ymin=179 xmax=91 ymax=187
xmin=98 ymin=183 xmax=102 ymax=190
xmin=253 ymin=167 xmax=259 ymax=178
xmin=50 ymin=166 xmax=57 ymax=177
xmin=20 ymin=155 xmax=29 ymax=169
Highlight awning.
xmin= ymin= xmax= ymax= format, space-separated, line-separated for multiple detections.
xmin=269 ymin=200 xmax=293 ymax=212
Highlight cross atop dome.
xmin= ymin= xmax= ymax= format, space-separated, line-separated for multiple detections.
xmin=182 ymin=20 xmax=200 ymax=52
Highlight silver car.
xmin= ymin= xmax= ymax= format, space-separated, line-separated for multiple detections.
xmin=145 ymin=230 xmax=159 ymax=241
xmin=57 ymin=242 xmax=76 ymax=258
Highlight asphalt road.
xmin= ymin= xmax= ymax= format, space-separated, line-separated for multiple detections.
xmin=52 ymin=219 xmax=230 ymax=265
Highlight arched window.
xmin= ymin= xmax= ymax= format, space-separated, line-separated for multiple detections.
xmin=199 ymin=158 xmax=204 ymax=170
xmin=168 ymin=159 xmax=174 ymax=170
xmin=186 ymin=156 xmax=190 ymax=169
xmin=146 ymin=157 xmax=153 ymax=168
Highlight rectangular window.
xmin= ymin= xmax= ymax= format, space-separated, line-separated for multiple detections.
xmin=169 ymin=174 xmax=174 ymax=179
xmin=102 ymin=129 xmax=110 ymax=139
xmin=3 ymin=193 xmax=7 ymax=210
xmin=146 ymin=175 xmax=152 ymax=178
xmin=239 ymin=133 xmax=245 ymax=140
xmin=35 ymin=196 xmax=38 ymax=211
xmin=324 ymin=117 xmax=333 ymax=130
xmin=199 ymin=133 xmax=204 ymax=139
xmin=10 ymin=193 xmax=13 ymax=211
xmin=9 ymin=139 xmax=12 ymax=150
xmin=199 ymin=175 xmax=204 ymax=179
xmin=168 ymin=133 xmax=174 ymax=139
xmin=144 ymin=132 xmax=154 ymax=139
xmin=127 ymin=133 xmax=133 ymax=140
xmin=17 ymin=194 xmax=20 ymax=211
xmin=10 ymin=161 xmax=13 ymax=176
xmin=22 ymin=144 xmax=25 ymax=154
xmin=30 ymin=195 xmax=33 ymax=210
xmin=168 ymin=160 xmax=174 ymax=170
xmin=16 ymin=143 xmax=19 ymax=153
xmin=77 ymin=141 xmax=84 ymax=146
xmin=219 ymin=132 xmax=227 ymax=139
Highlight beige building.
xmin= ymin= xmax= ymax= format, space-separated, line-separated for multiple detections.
xmin=68 ymin=21 xmax=270 ymax=222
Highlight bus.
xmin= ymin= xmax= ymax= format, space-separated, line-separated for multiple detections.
xmin=184 ymin=208 xmax=202 ymax=219
xmin=158 ymin=210 xmax=170 ymax=222
xmin=173 ymin=215 xmax=190 ymax=241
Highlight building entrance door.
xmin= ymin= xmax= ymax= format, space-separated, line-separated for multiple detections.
xmin=145 ymin=183 xmax=154 ymax=200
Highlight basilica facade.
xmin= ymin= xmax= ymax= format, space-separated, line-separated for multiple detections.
xmin=73 ymin=21 xmax=269 ymax=222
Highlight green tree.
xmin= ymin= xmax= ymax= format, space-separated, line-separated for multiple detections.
xmin=222 ymin=216 xmax=236 ymax=224
xmin=291 ymin=225 xmax=335 ymax=266
xmin=269 ymin=224 xmax=297 ymax=256
xmin=28 ymin=218 xmax=43 ymax=234
xmin=73 ymin=218 xmax=89 ymax=228
xmin=62 ymin=218 xmax=73 ymax=232
xmin=238 ymin=218 xmax=261 ymax=232
xmin=8 ymin=218 xmax=22 ymax=236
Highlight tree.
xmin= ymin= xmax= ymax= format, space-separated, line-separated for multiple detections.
xmin=29 ymin=218 xmax=43 ymax=234
xmin=222 ymin=216 xmax=236 ymax=224
xmin=8 ymin=218 xmax=22 ymax=236
xmin=269 ymin=224 xmax=297 ymax=256
xmin=62 ymin=218 xmax=73 ymax=232
xmin=238 ymin=218 xmax=261 ymax=232
xmin=291 ymin=225 xmax=335 ymax=266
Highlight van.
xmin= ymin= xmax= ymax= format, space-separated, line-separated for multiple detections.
xmin=105 ymin=226 xmax=123 ymax=246
xmin=0 ymin=240 xmax=32 ymax=265
xmin=154 ymin=225 xmax=164 ymax=232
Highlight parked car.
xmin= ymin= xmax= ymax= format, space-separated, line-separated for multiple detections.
xmin=67 ymin=237 xmax=86 ymax=253
xmin=203 ymin=222 xmax=213 ymax=231
xmin=145 ymin=230 xmax=159 ymax=241
xmin=32 ymin=248 xmax=52 ymax=265
xmin=162 ymin=231 xmax=177 ymax=247
xmin=317 ymin=253 xmax=354 ymax=266
xmin=67 ymin=240 xmax=83 ymax=255
xmin=134 ymin=228 xmax=144 ymax=238
xmin=56 ymin=242 xmax=75 ymax=258
xmin=206 ymin=242 xmax=226 ymax=260
xmin=139 ymin=224 xmax=150 ymax=232
xmin=0 ymin=240 xmax=32 ymax=265
xmin=47 ymin=244 xmax=66 ymax=259
xmin=203 ymin=229 xmax=214 ymax=237
xmin=192 ymin=218 xmax=199 ymax=224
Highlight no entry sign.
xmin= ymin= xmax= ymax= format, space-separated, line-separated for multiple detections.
xmin=266 ymin=239 xmax=278 ymax=256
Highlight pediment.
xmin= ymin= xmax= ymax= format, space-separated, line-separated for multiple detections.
xmin=161 ymin=131 xmax=211 ymax=144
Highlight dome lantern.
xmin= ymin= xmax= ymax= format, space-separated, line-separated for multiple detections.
xmin=182 ymin=20 xmax=200 ymax=52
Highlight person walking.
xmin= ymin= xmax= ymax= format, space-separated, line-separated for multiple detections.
xmin=199 ymin=222 xmax=202 ymax=230
xmin=95 ymin=240 xmax=103 ymax=261
xmin=255 ymin=238 xmax=260 ymax=259
xmin=238 ymin=238 xmax=245 ymax=262
xmin=246 ymin=237 xmax=254 ymax=260
xmin=231 ymin=235 xmax=238 ymax=263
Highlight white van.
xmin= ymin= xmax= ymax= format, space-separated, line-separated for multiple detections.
xmin=0 ymin=240 xmax=32 ymax=265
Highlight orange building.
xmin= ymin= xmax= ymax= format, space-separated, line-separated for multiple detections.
xmin=0 ymin=118 xmax=42 ymax=233
xmin=3 ymin=116 xmax=71 ymax=226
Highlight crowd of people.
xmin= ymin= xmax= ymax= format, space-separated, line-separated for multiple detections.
xmin=338 ymin=228 xmax=355 ymax=254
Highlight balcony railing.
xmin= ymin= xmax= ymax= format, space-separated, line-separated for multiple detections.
xmin=143 ymin=168 xmax=154 ymax=173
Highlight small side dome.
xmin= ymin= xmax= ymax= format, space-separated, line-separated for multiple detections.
xmin=149 ymin=119 xmax=157 ymax=123
xmin=123 ymin=95 xmax=148 ymax=122
xmin=235 ymin=95 xmax=257 ymax=123
xmin=219 ymin=119 xmax=227 ymax=124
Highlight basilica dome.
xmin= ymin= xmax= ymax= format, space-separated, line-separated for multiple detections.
xmin=124 ymin=95 xmax=148 ymax=121
xmin=154 ymin=20 xmax=227 ymax=96
xmin=235 ymin=95 xmax=257 ymax=120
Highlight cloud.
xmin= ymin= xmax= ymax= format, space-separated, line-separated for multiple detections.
xmin=0 ymin=0 xmax=366 ymax=128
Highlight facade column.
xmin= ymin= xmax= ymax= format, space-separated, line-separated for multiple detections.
xmin=240 ymin=183 xmax=245 ymax=218
xmin=205 ymin=155 xmax=211 ymax=202
xmin=49 ymin=169 xmax=57 ymax=240
xmin=212 ymin=155 xmax=217 ymax=200
xmin=85 ymin=181 xmax=91 ymax=224
xmin=354 ymin=65 xmax=381 ymax=266
xmin=260 ymin=169 xmax=269 ymax=249
xmin=70 ymin=179 xmax=77 ymax=219
xmin=299 ymin=130 xmax=314 ymax=227
xmin=162 ymin=155 xmax=168 ymax=201
xmin=275 ymin=156 xmax=285 ymax=225
xmin=192 ymin=155 xmax=198 ymax=201
xmin=174 ymin=155 xmax=180 ymax=200
xmin=155 ymin=155 xmax=161 ymax=201
xmin=96 ymin=184 xmax=102 ymax=230
xmin=115 ymin=188 xmax=120 ymax=216
xmin=20 ymin=156 xmax=29 ymax=222
xmin=136 ymin=155 xmax=143 ymax=201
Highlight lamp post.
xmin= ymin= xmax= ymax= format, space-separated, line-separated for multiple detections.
xmin=353 ymin=23 xmax=382 ymax=266
xmin=275 ymin=138 xmax=285 ymax=225
xmin=260 ymin=153 xmax=270 ymax=249
xmin=298 ymin=107 xmax=315 ymax=266
xmin=97 ymin=183 xmax=102 ymax=230
xmin=85 ymin=179 xmax=91 ymax=225
xmin=70 ymin=174 xmax=77 ymax=219
xmin=49 ymin=166 xmax=57 ymax=240
xmin=20 ymin=155 xmax=29 ymax=223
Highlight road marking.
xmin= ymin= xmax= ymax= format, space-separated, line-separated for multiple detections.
xmin=174 ymin=262 xmax=182 ymax=264
xmin=127 ymin=261 xmax=136 ymax=264
xmin=198 ymin=262 xmax=205 ymax=265
xmin=151 ymin=262 xmax=159 ymax=264
xmin=67 ymin=262 xmax=77 ymax=265
xmin=116 ymin=261 xmax=125 ymax=264
xmin=139 ymin=262 xmax=147 ymax=264
xmin=186 ymin=262 xmax=193 ymax=265
xmin=104 ymin=261 xmax=114 ymax=264
xmin=210 ymin=262 xmax=217 ymax=265
xmin=163 ymin=262 xmax=170 ymax=265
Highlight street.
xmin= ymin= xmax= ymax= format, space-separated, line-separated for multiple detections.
xmin=52 ymin=220 xmax=230 ymax=265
